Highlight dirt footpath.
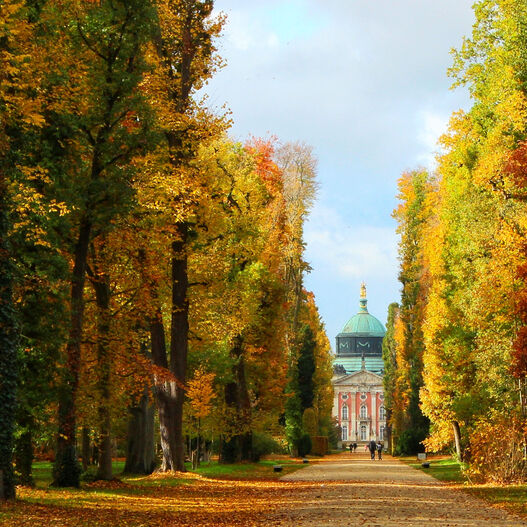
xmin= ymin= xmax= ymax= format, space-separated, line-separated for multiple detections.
xmin=266 ymin=452 xmax=526 ymax=526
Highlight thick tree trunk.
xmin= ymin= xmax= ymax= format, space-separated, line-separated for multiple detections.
xmin=124 ymin=392 xmax=155 ymax=474
xmin=221 ymin=336 xmax=252 ymax=463
xmin=452 ymin=420 xmax=463 ymax=462
xmin=150 ymin=308 xmax=179 ymax=471
xmin=93 ymin=273 xmax=113 ymax=481
xmin=149 ymin=225 xmax=190 ymax=473
xmin=157 ymin=382 xmax=178 ymax=471
xmin=169 ymin=224 xmax=189 ymax=472
xmin=53 ymin=218 xmax=91 ymax=487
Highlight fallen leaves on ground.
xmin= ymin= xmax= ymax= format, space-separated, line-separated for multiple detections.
xmin=0 ymin=473 xmax=310 ymax=527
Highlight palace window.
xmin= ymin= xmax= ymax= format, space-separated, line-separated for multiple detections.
xmin=380 ymin=426 xmax=385 ymax=441
xmin=379 ymin=405 xmax=385 ymax=420
xmin=342 ymin=404 xmax=348 ymax=420
xmin=342 ymin=425 xmax=348 ymax=441
xmin=360 ymin=405 xmax=367 ymax=418
xmin=360 ymin=425 xmax=367 ymax=441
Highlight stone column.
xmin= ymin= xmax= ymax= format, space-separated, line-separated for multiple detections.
xmin=351 ymin=388 xmax=356 ymax=440
xmin=333 ymin=389 xmax=339 ymax=424
xmin=371 ymin=389 xmax=377 ymax=440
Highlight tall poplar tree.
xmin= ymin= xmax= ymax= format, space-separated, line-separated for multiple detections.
xmin=392 ymin=170 xmax=431 ymax=454
xmin=382 ymin=302 xmax=399 ymax=454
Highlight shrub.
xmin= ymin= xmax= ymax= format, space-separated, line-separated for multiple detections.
xmin=251 ymin=433 xmax=286 ymax=461
xmin=327 ymin=419 xmax=341 ymax=449
xmin=394 ymin=428 xmax=427 ymax=456
xmin=302 ymin=408 xmax=318 ymax=437
xmin=466 ymin=413 xmax=527 ymax=484
xmin=297 ymin=434 xmax=312 ymax=457
xmin=311 ymin=436 xmax=329 ymax=456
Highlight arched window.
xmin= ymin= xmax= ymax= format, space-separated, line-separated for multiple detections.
xmin=379 ymin=405 xmax=385 ymax=420
xmin=342 ymin=404 xmax=348 ymax=420
xmin=380 ymin=426 xmax=385 ymax=441
xmin=342 ymin=425 xmax=348 ymax=441
xmin=360 ymin=425 xmax=367 ymax=441
xmin=360 ymin=405 xmax=367 ymax=418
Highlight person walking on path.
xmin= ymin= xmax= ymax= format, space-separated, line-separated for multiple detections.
xmin=368 ymin=439 xmax=376 ymax=460
xmin=376 ymin=441 xmax=383 ymax=460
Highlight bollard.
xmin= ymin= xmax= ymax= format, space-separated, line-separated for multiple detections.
xmin=273 ymin=465 xmax=283 ymax=472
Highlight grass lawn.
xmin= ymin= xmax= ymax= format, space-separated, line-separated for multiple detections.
xmin=402 ymin=456 xmax=465 ymax=483
xmin=189 ymin=458 xmax=305 ymax=479
xmin=401 ymin=455 xmax=527 ymax=518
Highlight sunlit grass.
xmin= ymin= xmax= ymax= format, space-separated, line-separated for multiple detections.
xmin=29 ymin=457 xmax=304 ymax=489
xmin=189 ymin=458 xmax=304 ymax=479
xmin=402 ymin=456 xmax=466 ymax=483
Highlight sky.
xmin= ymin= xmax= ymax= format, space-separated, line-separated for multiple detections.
xmin=203 ymin=0 xmax=475 ymax=349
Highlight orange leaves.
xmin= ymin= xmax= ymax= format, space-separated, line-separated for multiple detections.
xmin=245 ymin=138 xmax=283 ymax=196
xmin=503 ymin=141 xmax=527 ymax=200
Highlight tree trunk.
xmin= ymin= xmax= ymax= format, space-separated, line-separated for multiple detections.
xmin=0 ymin=175 xmax=18 ymax=500
xmin=93 ymin=272 xmax=113 ymax=481
xmin=169 ymin=224 xmax=189 ymax=472
xmin=385 ymin=409 xmax=393 ymax=455
xmin=124 ymin=392 xmax=155 ymax=474
xmin=157 ymin=382 xmax=178 ymax=471
xmin=149 ymin=307 xmax=179 ymax=471
xmin=14 ymin=409 xmax=34 ymax=487
xmin=221 ymin=336 xmax=252 ymax=463
xmin=81 ymin=427 xmax=90 ymax=472
xmin=194 ymin=418 xmax=201 ymax=470
xmin=452 ymin=420 xmax=463 ymax=462
xmin=53 ymin=218 xmax=91 ymax=487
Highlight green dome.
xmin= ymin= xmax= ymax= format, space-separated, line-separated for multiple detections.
xmin=339 ymin=284 xmax=386 ymax=337
xmin=341 ymin=312 xmax=386 ymax=337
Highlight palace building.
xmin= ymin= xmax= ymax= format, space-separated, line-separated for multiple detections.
xmin=332 ymin=284 xmax=387 ymax=445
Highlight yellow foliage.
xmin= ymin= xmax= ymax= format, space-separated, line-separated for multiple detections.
xmin=187 ymin=368 xmax=216 ymax=420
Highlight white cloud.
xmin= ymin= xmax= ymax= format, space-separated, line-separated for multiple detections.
xmin=219 ymin=8 xmax=281 ymax=51
xmin=221 ymin=10 xmax=254 ymax=50
xmin=267 ymin=33 xmax=280 ymax=48
xmin=304 ymin=204 xmax=397 ymax=281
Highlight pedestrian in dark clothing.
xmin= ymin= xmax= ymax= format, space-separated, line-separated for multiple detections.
xmin=377 ymin=442 xmax=383 ymax=460
xmin=369 ymin=439 xmax=376 ymax=460
xmin=353 ymin=442 xmax=357 ymax=452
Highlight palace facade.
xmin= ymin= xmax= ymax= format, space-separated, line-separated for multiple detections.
xmin=332 ymin=284 xmax=387 ymax=445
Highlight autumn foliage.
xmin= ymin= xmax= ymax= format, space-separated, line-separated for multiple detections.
xmin=0 ymin=0 xmax=332 ymax=500
xmin=387 ymin=0 xmax=527 ymax=481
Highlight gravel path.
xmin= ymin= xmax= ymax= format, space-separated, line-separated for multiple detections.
xmin=265 ymin=452 xmax=526 ymax=526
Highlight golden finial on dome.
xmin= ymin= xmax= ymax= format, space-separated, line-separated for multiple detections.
xmin=360 ymin=282 xmax=367 ymax=299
